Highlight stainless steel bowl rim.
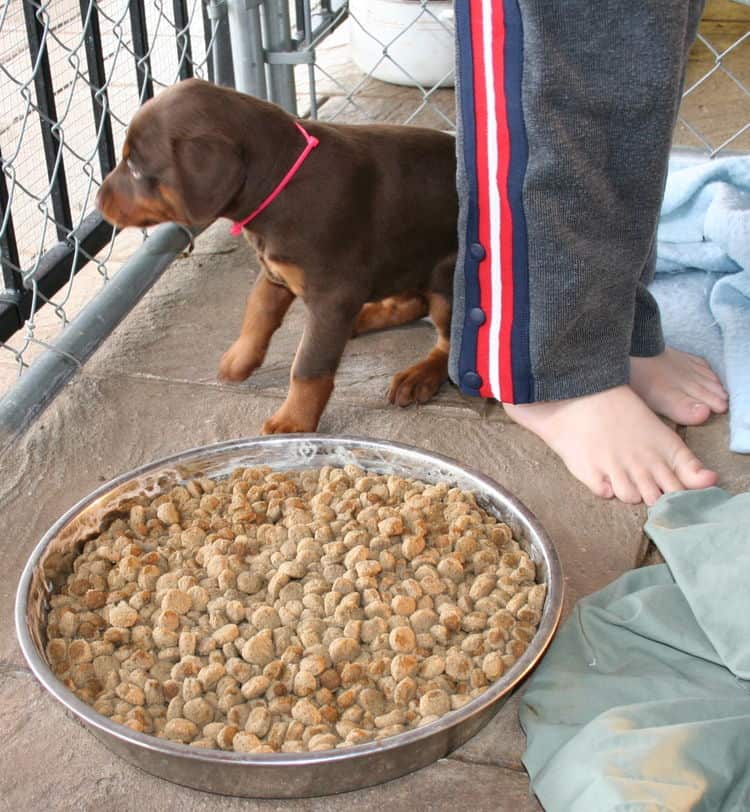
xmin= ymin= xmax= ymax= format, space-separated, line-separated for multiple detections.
xmin=15 ymin=434 xmax=563 ymax=769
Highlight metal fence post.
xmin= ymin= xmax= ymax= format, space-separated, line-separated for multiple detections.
xmin=0 ymin=145 xmax=23 ymax=335
xmin=225 ymin=0 xmax=267 ymax=98
xmin=172 ymin=0 xmax=195 ymax=80
xmin=79 ymin=0 xmax=117 ymax=178
xmin=206 ymin=0 xmax=236 ymax=88
xmin=128 ymin=0 xmax=155 ymax=102
xmin=23 ymin=1 xmax=73 ymax=240
xmin=301 ymin=0 xmax=318 ymax=118
xmin=262 ymin=0 xmax=297 ymax=114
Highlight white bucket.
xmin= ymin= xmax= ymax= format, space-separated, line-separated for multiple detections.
xmin=349 ymin=0 xmax=455 ymax=88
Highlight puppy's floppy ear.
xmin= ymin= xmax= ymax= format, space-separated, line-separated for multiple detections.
xmin=173 ymin=135 xmax=245 ymax=224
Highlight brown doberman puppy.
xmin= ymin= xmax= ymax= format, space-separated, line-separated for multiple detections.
xmin=97 ymin=79 xmax=458 ymax=434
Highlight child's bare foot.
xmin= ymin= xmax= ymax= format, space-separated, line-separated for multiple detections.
xmin=630 ymin=348 xmax=728 ymax=426
xmin=504 ymin=385 xmax=718 ymax=505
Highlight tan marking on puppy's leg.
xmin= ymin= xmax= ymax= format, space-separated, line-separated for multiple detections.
xmin=218 ymin=273 xmax=296 ymax=382
xmin=261 ymin=375 xmax=335 ymax=435
xmin=353 ymin=292 xmax=429 ymax=336
xmin=388 ymin=292 xmax=451 ymax=407
xmin=263 ymin=257 xmax=306 ymax=297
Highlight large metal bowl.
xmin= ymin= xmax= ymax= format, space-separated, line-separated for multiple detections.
xmin=16 ymin=435 xmax=563 ymax=798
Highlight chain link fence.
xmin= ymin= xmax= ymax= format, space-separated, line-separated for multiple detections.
xmin=0 ymin=0 xmax=217 ymax=394
xmin=297 ymin=1 xmax=748 ymax=147
xmin=677 ymin=2 xmax=750 ymax=155
xmin=291 ymin=0 xmax=456 ymax=128
xmin=0 ymin=0 xmax=747 ymax=438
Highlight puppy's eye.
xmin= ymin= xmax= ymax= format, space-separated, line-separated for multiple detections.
xmin=127 ymin=159 xmax=143 ymax=180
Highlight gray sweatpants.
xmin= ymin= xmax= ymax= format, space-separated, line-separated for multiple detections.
xmin=450 ymin=0 xmax=706 ymax=403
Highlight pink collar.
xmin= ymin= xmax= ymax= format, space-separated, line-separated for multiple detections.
xmin=230 ymin=121 xmax=319 ymax=236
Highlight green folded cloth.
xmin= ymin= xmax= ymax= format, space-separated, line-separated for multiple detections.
xmin=520 ymin=488 xmax=750 ymax=811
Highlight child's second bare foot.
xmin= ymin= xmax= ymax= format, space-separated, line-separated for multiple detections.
xmin=630 ymin=348 xmax=728 ymax=426
xmin=504 ymin=385 xmax=718 ymax=505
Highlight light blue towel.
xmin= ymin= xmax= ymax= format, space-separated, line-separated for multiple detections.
xmin=653 ymin=154 xmax=750 ymax=452
xmin=520 ymin=488 xmax=750 ymax=812
xmin=656 ymin=154 xmax=750 ymax=274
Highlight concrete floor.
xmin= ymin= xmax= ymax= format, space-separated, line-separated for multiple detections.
xmin=1 ymin=220 xmax=749 ymax=812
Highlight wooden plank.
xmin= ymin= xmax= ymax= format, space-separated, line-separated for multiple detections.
xmin=687 ymin=21 xmax=750 ymax=87
xmin=701 ymin=0 xmax=750 ymax=23
xmin=694 ymin=19 xmax=750 ymax=52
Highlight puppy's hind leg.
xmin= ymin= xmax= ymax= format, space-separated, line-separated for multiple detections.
xmin=353 ymin=292 xmax=429 ymax=336
xmin=218 ymin=273 xmax=295 ymax=382
xmin=388 ymin=292 xmax=451 ymax=407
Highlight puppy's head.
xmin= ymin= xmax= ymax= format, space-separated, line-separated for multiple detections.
xmin=96 ymin=79 xmax=246 ymax=228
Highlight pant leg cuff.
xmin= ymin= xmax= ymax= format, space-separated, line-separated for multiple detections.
xmin=531 ymin=358 xmax=630 ymax=402
xmin=630 ymin=332 xmax=665 ymax=358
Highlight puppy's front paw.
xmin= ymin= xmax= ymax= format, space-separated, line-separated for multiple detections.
xmin=218 ymin=338 xmax=263 ymax=383
xmin=261 ymin=408 xmax=318 ymax=435
xmin=388 ymin=359 xmax=447 ymax=407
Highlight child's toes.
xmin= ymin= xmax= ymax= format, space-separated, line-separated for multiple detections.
xmin=632 ymin=469 xmax=663 ymax=506
xmin=610 ymin=469 xmax=642 ymax=504
xmin=672 ymin=447 xmax=718 ymax=490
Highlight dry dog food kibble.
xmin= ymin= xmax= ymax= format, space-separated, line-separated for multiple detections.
xmin=44 ymin=465 xmax=545 ymax=752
